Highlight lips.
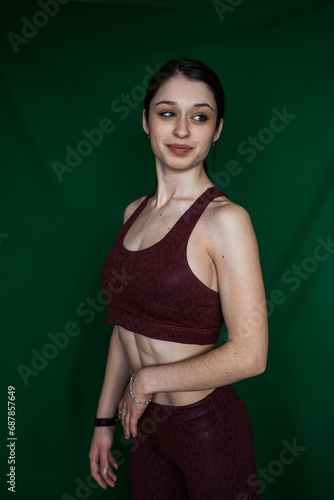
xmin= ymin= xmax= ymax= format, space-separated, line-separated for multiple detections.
xmin=168 ymin=143 xmax=192 ymax=150
xmin=167 ymin=144 xmax=193 ymax=155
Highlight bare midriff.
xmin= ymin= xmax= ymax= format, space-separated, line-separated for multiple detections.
xmin=118 ymin=326 xmax=217 ymax=406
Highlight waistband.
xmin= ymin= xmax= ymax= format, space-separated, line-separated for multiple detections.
xmin=145 ymin=384 xmax=233 ymax=420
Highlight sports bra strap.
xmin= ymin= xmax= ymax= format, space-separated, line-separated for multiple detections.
xmin=172 ymin=186 xmax=226 ymax=245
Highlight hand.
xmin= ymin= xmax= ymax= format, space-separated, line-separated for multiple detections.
xmin=88 ymin=426 xmax=119 ymax=490
xmin=118 ymin=372 xmax=153 ymax=439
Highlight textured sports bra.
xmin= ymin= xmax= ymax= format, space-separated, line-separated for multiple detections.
xmin=101 ymin=185 xmax=228 ymax=345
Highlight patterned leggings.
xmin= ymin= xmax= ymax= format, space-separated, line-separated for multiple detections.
xmin=130 ymin=384 xmax=262 ymax=500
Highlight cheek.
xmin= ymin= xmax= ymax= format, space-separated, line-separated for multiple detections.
xmin=195 ymin=134 xmax=211 ymax=148
xmin=194 ymin=124 xmax=214 ymax=140
xmin=150 ymin=117 xmax=170 ymax=135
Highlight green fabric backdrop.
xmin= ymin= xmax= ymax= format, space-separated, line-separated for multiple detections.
xmin=1 ymin=0 xmax=333 ymax=498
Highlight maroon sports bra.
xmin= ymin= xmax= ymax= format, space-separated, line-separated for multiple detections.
xmin=101 ymin=185 xmax=228 ymax=345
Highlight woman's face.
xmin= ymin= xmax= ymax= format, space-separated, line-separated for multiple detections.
xmin=143 ymin=75 xmax=223 ymax=171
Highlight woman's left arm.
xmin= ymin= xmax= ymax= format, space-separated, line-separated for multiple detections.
xmin=138 ymin=202 xmax=269 ymax=396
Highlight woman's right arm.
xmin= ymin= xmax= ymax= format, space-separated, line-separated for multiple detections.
xmin=96 ymin=323 xmax=130 ymax=418
xmin=89 ymin=198 xmax=144 ymax=490
xmin=89 ymin=324 xmax=130 ymax=490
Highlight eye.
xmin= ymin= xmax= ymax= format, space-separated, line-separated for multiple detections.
xmin=158 ymin=111 xmax=209 ymax=122
xmin=193 ymin=114 xmax=208 ymax=122
xmin=159 ymin=111 xmax=175 ymax=118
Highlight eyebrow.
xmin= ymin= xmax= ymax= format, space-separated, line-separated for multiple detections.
xmin=155 ymin=100 xmax=214 ymax=112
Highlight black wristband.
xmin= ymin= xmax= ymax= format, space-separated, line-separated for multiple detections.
xmin=94 ymin=417 xmax=119 ymax=426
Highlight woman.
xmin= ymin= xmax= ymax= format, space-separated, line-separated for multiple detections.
xmin=89 ymin=57 xmax=268 ymax=500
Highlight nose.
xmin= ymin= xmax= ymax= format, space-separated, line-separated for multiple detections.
xmin=173 ymin=114 xmax=190 ymax=138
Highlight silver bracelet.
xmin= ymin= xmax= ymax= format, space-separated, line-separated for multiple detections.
xmin=129 ymin=372 xmax=153 ymax=405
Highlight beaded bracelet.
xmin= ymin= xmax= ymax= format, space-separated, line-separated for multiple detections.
xmin=129 ymin=372 xmax=153 ymax=405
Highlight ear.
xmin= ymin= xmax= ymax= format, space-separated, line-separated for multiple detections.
xmin=142 ymin=109 xmax=149 ymax=135
xmin=213 ymin=118 xmax=223 ymax=142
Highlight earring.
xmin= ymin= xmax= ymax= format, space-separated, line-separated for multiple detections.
xmin=212 ymin=141 xmax=215 ymax=146
xmin=147 ymin=134 xmax=150 ymax=139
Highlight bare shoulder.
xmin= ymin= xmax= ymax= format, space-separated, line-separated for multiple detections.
xmin=123 ymin=194 xmax=148 ymax=224
xmin=209 ymin=196 xmax=253 ymax=230
xmin=206 ymin=196 xmax=258 ymax=261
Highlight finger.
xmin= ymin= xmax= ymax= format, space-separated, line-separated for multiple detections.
xmin=101 ymin=460 xmax=117 ymax=484
xmin=130 ymin=417 xmax=138 ymax=438
xmin=108 ymin=451 xmax=119 ymax=481
xmin=124 ymin=413 xmax=131 ymax=440
xmin=107 ymin=467 xmax=117 ymax=485
xmin=99 ymin=462 xmax=117 ymax=488
xmin=90 ymin=459 xmax=108 ymax=490
xmin=108 ymin=450 xmax=119 ymax=470
xmin=120 ymin=408 xmax=128 ymax=438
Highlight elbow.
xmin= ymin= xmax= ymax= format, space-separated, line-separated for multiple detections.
xmin=251 ymin=356 xmax=267 ymax=376
xmin=246 ymin=355 xmax=267 ymax=377
xmin=255 ymin=361 xmax=267 ymax=376
xmin=248 ymin=343 xmax=268 ymax=376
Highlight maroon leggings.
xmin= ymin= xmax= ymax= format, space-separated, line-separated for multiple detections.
xmin=130 ymin=384 xmax=262 ymax=500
